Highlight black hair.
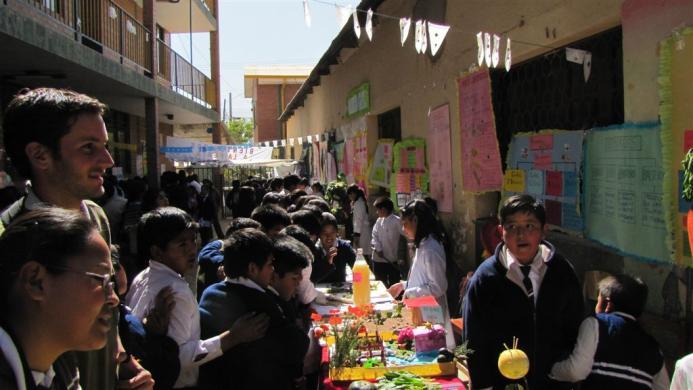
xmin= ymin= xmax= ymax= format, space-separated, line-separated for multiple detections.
xmin=598 ymin=274 xmax=649 ymax=318
xmin=270 ymin=177 xmax=284 ymax=192
xmin=401 ymin=199 xmax=442 ymax=248
xmin=281 ymin=225 xmax=316 ymax=252
xmin=290 ymin=209 xmax=322 ymax=237
xmin=224 ymin=217 xmax=261 ymax=237
xmin=137 ymin=207 xmax=197 ymax=265
xmin=231 ymin=180 xmax=241 ymax=187
xmin=289 ymin=189 xmax=308 ymax=206
xmin=295 ymin=194 xmax=320 ymax=209
xmin=261 ymin=192 xmax=285 ymax=206
xmin=347 ymin=184 xmax=366 ymax=200
xmin=306 ymin=198 xmax=330 ymax=213
xmin=283 ymin=174 xmax=300 ymax=191
xmin=373 ymin=196 xmax=394 ymax=213
xmin=311 ymin=181 xmax=324 ymax=194
xmin=0 ymin=208 xmax=97 ymax=316
xmin=3 ymin=88 xmax=106 ymax=179
xmin=251 ymin=204 xmax=291 ymax=233
xmin=299 ymin=177 xmax=310 ymax=186
xmin=223 ymin=228 xmax=274 ymax=278
xmin=272 ymin=235 xmax=310 ymax=277
xmin=499 ymin=194 xmax=546 ymax=227
xmin=320 ymin=212 xmax=338 ymax=231
xmin=424 ymin=196 xmax=439 ymax=216
xmin=234 ymin=186 xmax=257 ymax=218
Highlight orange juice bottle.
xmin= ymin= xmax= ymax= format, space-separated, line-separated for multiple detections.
xmin=352 ymin=248 xmax=371 ymax=307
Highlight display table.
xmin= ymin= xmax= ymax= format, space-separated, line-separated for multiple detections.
xmin=322 ymin=376 xmax=467 ymax=389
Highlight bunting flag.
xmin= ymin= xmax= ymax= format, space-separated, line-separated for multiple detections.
xmin=281 ymin=140 xmax=286 ymax=147
xmin=492 ymin=34 xmax=500 ymax=67
xmin=477 ymin=32 xmax=484 ymax=65
xmin=353 ymin=10 xmax=361 ymax=39
xmin=272 ymin=140 xmax=279 ymax=147
xmin=289 ymin=138 xmax=295 ymax=146
xmin=583 ymin=52 xmax=592 ymax=82
xmin=505 ymin=37 xmax=512 ymax=71
xmin=414 ymin=20 xmax=423 ymax=53
xmin=365 ymin=9 xmax=373 ymax=41
xmin=400 ymin=17 xmax=411 ymax=46
xmin=303 ymin=0 xmax=311 ymax=27
xmin=428 ymin=21 xmax=450 ymax=56
xmin=337 ymin=5 xmax=351 ymax=27
xmin=484 ymin=32 xmax=492 ymax=66
xmin=421 ymin=20 xmax=428 ymax=54
xmin=307 ymin=135 xmax=313 ymax=143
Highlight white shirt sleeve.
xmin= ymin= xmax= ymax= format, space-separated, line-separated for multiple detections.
xmin=549 ymin=317 xmax=599 ymax=382
xmin=168 ymin=290 xmax=223 ymax=370
xmin=404 ymin=240 xmax=446 ymax=298
xmin=371 ymin=219 xmax=383 ymax=252
xmin=671 ymin=354 xmax=693 ymax=390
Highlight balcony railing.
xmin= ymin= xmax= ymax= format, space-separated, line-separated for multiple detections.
xmin=14 ymin=0 xmax=217 ymax=110
xmin=158 ymin=39 xmax=215 ymax=109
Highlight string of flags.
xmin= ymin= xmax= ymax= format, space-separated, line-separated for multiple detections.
xmin=477 ymin=32 xmax=512 ymax=71
xmin=254 ymin=133 xmax=333 ymax=149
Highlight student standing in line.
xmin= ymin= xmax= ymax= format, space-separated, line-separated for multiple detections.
xmin=370 ymin=196 xmax=403 ymax=287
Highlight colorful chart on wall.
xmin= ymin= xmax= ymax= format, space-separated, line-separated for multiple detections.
xmin=504 ymin=130 xmax=586 ymax=232
xmin=351 ymin=131 xmax=369 ymax=195
xmin=334 ymin=141 xmax=345 ymax=175
xmin=584 ymin=123 xmax=671 ymax=263
xmin=427 ymin=104 xmax=454 ymax=213
xmin=659 ymin=27 xmax=693 ymax=267
xmin=369 ymin=139 xmax=394 ymax=188
xmin=458 ymin=69 xmax=503 ymax=192
xmin=391 ymin=138 xmax=428 ymax=208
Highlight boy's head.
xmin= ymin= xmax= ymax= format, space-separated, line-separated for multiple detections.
xmin=319 ymin=212 xmax=339 ymax=249
xmin=251 ymin=204 xmax=291 ymax=237
xmin=261 ymin=192 xmax=285 ymax=206
xmin=223 ymin=229 xmax=274 ymax=288
xmin=271 ymin=235 xmax=310 ymax=301
xmin=269 ymin=177 xmax=284 ymax=192
xmin=283 ymin=174 xmax=300 ymax=192
xmin=597 ymin=274 xmax=648 ymax=317
xmin=499 ymin=194 xmax=547 ymax=265
xmin=373 ymin=196 xmax=394 ymax=218
xmin=224 ymin=217 xmax=261 ymax=237
xmin=290 ymin=209 xmax=321 ymax=241
xmin=298 ymin=177 xmax=310 ymax=190
xmin=138 ymin=207 xmax=198 ymax=275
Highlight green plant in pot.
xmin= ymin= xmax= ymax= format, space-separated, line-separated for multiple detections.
xmin=682 ymin=148 xmax=693 ymax=252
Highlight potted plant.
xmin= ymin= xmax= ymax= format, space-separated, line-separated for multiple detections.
xmin=682 ymin=148 xmax=693 ymax=252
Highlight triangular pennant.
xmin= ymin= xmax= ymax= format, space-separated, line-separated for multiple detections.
xmin=421 ymin=21 xmax=428 ymax=54
xmin=272 ymin=140 xmax=278 ymax=147
xmin=307 ymin=135 xmax=313 ymax=143
xmin=414 ymin=20 xmax=423 ymax=53
xmin=505 ymin=38 xmax=512 ymax=71
xmin=337 ymin=6 xmax=351 ymax=28
xmin=281 ymin=140 xmax=286 ymax=147
xmin=484 ymin=32 xmax=492 ymax=66
xmin=289 ymin=138 xmax=295 ymax=146
xmin=365 ymin=9 xmax=373 ymax=41
xmin=583 ymin=52 xmax=592 ymax=82
xmin=303 ymin=0 xmax=311 ymax=28
xmin=353 ymin=10 xmax=361 ymax=39
xmin=427 ymin=21 xmax=450 ymax=56
xmin=399 ymin=17 xmax=411 ymax=46
xmin=477 ymin=32 xmax=484 ymax=66
xmin=492 ymin=34 xmax=500 ymax=67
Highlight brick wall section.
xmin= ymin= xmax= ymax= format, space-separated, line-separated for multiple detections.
xmin=255 ymin=84 xmax=280 ymax=143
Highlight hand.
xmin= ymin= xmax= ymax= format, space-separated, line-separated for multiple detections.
xmin=229 ymin=312 xmax=269 ymax=345
xmin=216 ymin=265 xmax=226 ymax=281
xmin=388 ymin=282 xmax=404 ymax=299
xmin=327 ymin=247 xmax=338 ymax=265
xmin=144 ymin=287 xmax=175 ymax=336
xmin=118 ymin=355 xmax=155 ymax=390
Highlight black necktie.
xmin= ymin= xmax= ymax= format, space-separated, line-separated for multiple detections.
xmin=520 ymin=265 xmax=534 ymax=308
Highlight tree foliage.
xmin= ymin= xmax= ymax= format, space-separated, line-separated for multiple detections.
xmin=226 ymin=118 xmax=253 ymax=144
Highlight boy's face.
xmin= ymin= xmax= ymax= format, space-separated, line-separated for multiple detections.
xmin=595 ymin=293 xmax=612 ymax=314
xmin=248 ymin=254 xmax=274 ymax=288
xmin=271 ymin=269 xmax=303 ymax=301
xmin=501 ymin=211 xmax=545 ymax=265
xmin=376 ymin=207 xmax=390 ymax=219
xmin=154 ymin=228 xmax=198 ymax=275
xmin=320 ymin=225 xmax=337 ymax=249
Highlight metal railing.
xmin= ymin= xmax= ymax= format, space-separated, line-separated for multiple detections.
xmin=158 ymin=39 xmax=215 ymax=109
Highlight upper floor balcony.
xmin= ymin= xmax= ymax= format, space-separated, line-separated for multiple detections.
xmin=155 ymin=0 xmax=217 ymax=33
xmin=5 ymin=0 xmax=216 ymax=111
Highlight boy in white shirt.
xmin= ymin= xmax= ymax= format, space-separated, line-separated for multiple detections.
xmin=371 ymin=196 xmax=403 ymax=287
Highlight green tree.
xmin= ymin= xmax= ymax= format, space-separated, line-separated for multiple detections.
xmin=226 ymin=118 xmax=253 ymax=144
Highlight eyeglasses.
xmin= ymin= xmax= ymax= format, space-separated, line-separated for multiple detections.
xmin=503 ymin=223 xmax=540 ymax=235
xmin=47 ymin=265 xmax=116 ymax=300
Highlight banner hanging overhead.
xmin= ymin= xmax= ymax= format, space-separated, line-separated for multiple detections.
xmin=162 ymin=136 xmax=275 ymax=165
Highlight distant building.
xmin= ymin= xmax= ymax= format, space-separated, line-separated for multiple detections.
xmin=0 ymin=0 xmax=223 ymax=184
xmin=244 ymin=65 xmax=311 ymax=144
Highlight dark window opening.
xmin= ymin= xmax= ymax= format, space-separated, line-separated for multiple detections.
xmin=491 ymin=27 xmax=623 ymax=168
xmin=377 ymin=107 xmax=401 ymax=141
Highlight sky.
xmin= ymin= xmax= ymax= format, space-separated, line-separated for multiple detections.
xmin=172 ymin=0 xmax=358 ymax=120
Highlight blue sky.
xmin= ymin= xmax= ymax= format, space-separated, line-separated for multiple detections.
xmin=172 ymin=0 xmax=356 ymax=119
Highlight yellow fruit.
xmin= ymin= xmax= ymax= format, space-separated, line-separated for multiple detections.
xmin=498 ymin=348 xmax=529 ymax=380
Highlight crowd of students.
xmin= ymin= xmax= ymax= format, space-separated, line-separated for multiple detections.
xmin=0 ymin=87 xmax=690 ymax=390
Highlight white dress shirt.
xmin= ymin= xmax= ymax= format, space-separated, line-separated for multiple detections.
xmin=371 ymin=214 xmax=401 ymax=264
xmin=550 ymin=312 xmax=670 ymax=390
xmin=671 ymin=353 xmax=693 ymax=390
xmin=499 ymin=244 xmax=551 ymax=305
xmin=296 ymin=260 xmax=326 ymax=304
xmin=126 ymin=261 xmax=223 ymax=388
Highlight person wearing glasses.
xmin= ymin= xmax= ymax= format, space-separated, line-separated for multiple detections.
xmin=0 ymin=208 xmax=119 ymax=389
xmin=462 ymin=194 xmax=584 ymax=390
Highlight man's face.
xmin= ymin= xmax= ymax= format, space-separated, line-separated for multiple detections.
xmin=319 ymin=225 xmax=337 ymax=249
xmin=47 ymin=114 xmax=114 ymax=201
xmin=501 ymin=212 xmax=545 ymax=265
xmin=271 ymin=270 xmax=303 ymax=301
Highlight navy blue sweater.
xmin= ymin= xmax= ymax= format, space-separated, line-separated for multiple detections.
xmin=462 ymin=241 xmax=584 ymax=390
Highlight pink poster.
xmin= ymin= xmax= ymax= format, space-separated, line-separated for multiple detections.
xmin=458 ymin=69 xmax=503 ymax=192
xmin=427 ymin=104 xmax=453 ymax=212
xmin=351 ymin=131 xmax=368 ymax=194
